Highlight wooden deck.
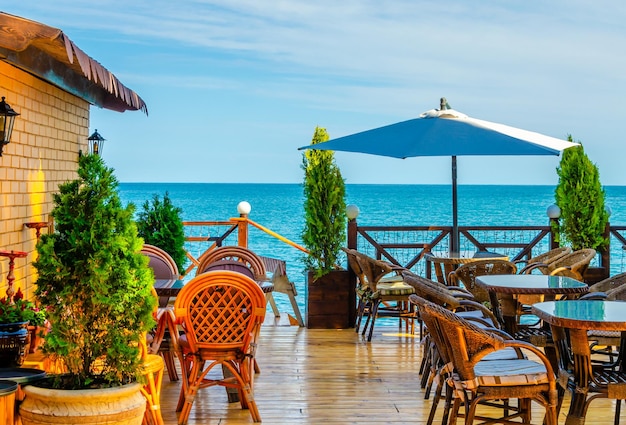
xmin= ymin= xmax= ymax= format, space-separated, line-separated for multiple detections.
xmin=159 ymin=320 xmax=626 ymax=425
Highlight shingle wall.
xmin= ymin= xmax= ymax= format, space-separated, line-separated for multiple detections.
xmin=0 ymin=60 xmax=90 ymax=299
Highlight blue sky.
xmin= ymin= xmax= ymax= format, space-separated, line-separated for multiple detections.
xmin=5 ymin=1 xmax=626 ymax=185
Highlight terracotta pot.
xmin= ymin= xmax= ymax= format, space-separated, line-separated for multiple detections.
xmin=19 ymin=382 xmax=145 ymax=425
xmin=27 ymin=325 xmax=48 ymax=354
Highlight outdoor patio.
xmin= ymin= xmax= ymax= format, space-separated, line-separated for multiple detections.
xmin=156 ymin=320 xmax=625 ymax=425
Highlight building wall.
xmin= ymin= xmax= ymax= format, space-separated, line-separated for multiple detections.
xmin=0 ymin=60 xmax=90 ymax=300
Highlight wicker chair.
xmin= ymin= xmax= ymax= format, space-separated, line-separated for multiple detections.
xmin=343 ymin=248 xmax=416 ymax=341
xmin=447 ymin=259 xmax=518 ymax=304
xmin=404 ymin=271 xmax=514 ymax=424
xmin=141 ymin=244 xmax=181 ymax=382
xmin=515 ymin=247 xmax=572 ymax=274
xmin=522 ymin=248 xmax=596 ymax=281
xmin=196 ymin=246 xmax=279 ymax=317
xmin=580 ymin=272 xmax=626 ymax=366
xmin=173 ymin=271 xmax=267 ymax=424
xmin=411 ymin=294 xmax=558 ymax=425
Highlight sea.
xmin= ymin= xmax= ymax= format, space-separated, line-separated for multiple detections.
xmin=118 ymin=183 xmax=626 ymax=317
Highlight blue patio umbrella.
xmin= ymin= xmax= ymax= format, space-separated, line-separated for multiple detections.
xmin=299 ymin=98 xmax=579 ymax=251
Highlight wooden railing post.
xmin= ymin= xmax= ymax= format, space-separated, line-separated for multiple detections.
xmin=236 ymin=217 xmax=248 ymax=248
xmin=346 ymin=206 xmax=359 ymax=328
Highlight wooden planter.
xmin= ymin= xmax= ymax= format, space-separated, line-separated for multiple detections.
xmin=306 ymin=269 xmax=354 ymax=329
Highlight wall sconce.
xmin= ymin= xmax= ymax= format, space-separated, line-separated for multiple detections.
xmin=88 ymin=129 xmax=106 ymax=156
xmin=0 ymin=96 xmax=20 ymax=157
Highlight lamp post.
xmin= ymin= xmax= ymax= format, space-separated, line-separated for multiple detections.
xmin=547 ymin=204 xmax=561 ymax=249
xmin=0 ymin=96 xmax=20 ymax=156
xmin=346 ymin=204 xmax=360 ymax=250
xmin=88 ymin=129 xmax=106 ymax=156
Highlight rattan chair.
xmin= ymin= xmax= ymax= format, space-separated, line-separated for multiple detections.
xmin=522 ymin=248 xmax=595 ymax=281
xmin=411 ymin=294 xmax=558 ymax=425
xmin=447 ymin=259 xmax=518 ymax=304
xmin=173 ymin=271 xmax=267 ymax=424
xmin=579 ymin=272 xmax=626 ymax=367
xmin=141 ymin=244 xmax=181 ymax=382
xmin=344 ymin=248 xmax=416 ymax=341
xmin=196 ymin=246 xmax=279 ymax=317
xmin=515 ymin=247 xmax=572 ymax=274
xmin=403 ymin=270 xmax=512 ymax=423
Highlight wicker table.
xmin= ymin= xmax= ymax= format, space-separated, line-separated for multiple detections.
xmin=476 ymin=274 xmax=588 ymax=335
xmin=424 ymin=251 xmax=509 ymax=285
xmin=532 ymin=300 xmax=626 ymax=425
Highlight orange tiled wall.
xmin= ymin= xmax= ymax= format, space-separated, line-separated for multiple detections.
xmin=0 ymin=61 xmax=90 ymax=300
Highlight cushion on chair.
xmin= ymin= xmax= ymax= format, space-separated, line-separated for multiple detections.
xmin=379 ymin=275 xmax=405 ymax=283
xmin=588 ymin=330 xmax=620 ymax=338
xmin=482 ymin=347 xmax=524 ymax=361
xmin=377 ymin=281 xmax=415 ymax=296
xmin=470 ymin=358 xmax=549 ymax=387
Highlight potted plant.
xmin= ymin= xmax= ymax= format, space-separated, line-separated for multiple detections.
xmin=301 ymin=126 xmax=351 ymax=329
xmin=135 ymin=192 xmax=187 ymax=273
xmin=554 ymin=137 xmax=609 ymax=282
xmin=0 ymin=287 xmax=44 ymax=366
xmin=20 ymin=155 xmax=156 ymax=425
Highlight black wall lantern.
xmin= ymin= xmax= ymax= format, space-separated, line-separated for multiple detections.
xmin=87 ymin=129 xmax=105 ymax=156
xmin=0 ymin=96 xmax=20 ymax=157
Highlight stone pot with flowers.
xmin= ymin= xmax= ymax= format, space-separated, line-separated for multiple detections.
xmin=0 ymin=287 xmax=45 ymax=366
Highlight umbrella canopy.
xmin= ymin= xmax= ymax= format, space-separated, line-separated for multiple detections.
xmin=299 ymin=98 xmax=579 ymax=251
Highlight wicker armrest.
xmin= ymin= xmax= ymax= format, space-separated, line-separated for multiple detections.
xmin=458 ymin=299 xmax=499 ymax=326
xmin=499 ymin=339 xmax=557 ymax=379
xmin=519 ymin=262 xmax=549 ymax=274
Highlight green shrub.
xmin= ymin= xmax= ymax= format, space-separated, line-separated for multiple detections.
xmin=554 ymin=137 xmax=609 ymax=250
xmin=136 ymin=192 xmax=186 ymax=273
xmin=302 ymin=126 xmax=347 ymax=279
xmin=34 ymin=155 xmax=156 ymax=389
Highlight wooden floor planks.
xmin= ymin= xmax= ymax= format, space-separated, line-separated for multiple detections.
xmin=159 ymin=322 xmax=626 ymax=425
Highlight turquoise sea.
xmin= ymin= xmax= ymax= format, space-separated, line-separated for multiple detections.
xmin=119 ymin=183 xmax=626 ymax=316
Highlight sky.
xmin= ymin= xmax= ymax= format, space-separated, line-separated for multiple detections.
xmin=4 ymin=1 xmax=626 ymax=185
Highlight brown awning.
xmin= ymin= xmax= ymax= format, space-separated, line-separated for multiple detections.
xmin=0 ymin=12 xmax=147 ymax=114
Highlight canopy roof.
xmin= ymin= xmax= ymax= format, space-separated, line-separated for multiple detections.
xmin=0 ymin=12 xmax=147 ymax=114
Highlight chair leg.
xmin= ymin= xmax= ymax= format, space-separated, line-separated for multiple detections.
xmin=287 ymin=290 xmax=305 ymax=327
xmin=355 ymin=298 xmax=366 ymax=333
xmin=367 ymin=300 xmax=381 ymax=341
xmin=266 ymin=292 xmax=280 ymax=317
xmin=162 ymin=350 xmax=179 ymax=381
xmin=141 ymin=354 xmax=165 ymax=425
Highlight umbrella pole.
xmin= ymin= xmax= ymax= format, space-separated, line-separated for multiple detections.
xmin=451 ymin=155 xmax=459 ymax=253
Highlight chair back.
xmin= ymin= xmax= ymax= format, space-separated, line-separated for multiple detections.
xmin=402 ymin=272 xmax=461 ymax=310
xmin=589 ymin=271 xmax=626 ymax=294
xmin=202 ymin=259 xmax=256 ymax=280
xmin=141 ymin=244 xmax=179 ymax=279
xmin=410 ymin=294 xmax=505 ymax=382
xmin=547 ymin=248 xmax=596 ymax=280
xmin=344 ymin=249 xmax=398 ymax=292
xmin=448 ymin=259 xmax=517 ymax=303
xmin=196 ymin=246 xmax=267 ymax=280
xmin=174 ymin=271 xmax=266 ymax=352
xmin=517 ymin=247 xmax=572 ymax=274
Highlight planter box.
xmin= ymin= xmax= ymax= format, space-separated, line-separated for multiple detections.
xmin=584 ymin=266 xmax=608 ymax=285
xmin=306 ymin=270 xmax=354 ymax=329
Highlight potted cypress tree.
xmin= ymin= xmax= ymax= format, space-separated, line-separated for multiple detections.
xmin=302 ymin=126 xmax=352 ymax=329
xmin=554 ymin=137 xmax=609 ymax=282
xmin=136 ymin=192 xmax=187 ymax=273
xmin=20 ymin=155 xmax=156 ymax=425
